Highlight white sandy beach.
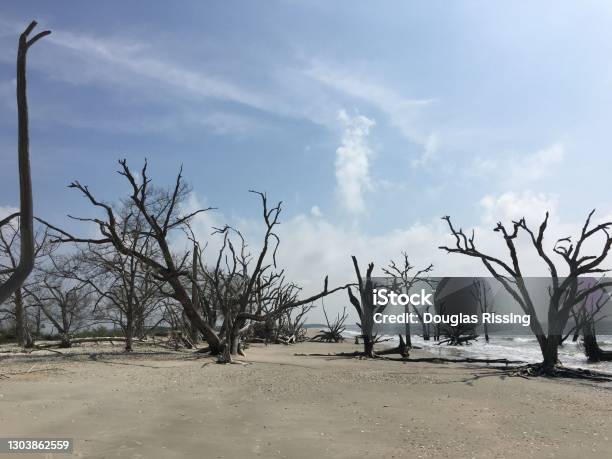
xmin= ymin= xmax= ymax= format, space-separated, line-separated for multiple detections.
xmin=1 ymin=340 xmax=611 ymax=459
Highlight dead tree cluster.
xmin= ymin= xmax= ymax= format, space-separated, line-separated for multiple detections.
xmin=3 ymin=21 xmax=612 ymax=380
xmin=199 ymin=191 xmax=350 ymax=362
xmin=38 ymin=168 xmax=350 ymax=362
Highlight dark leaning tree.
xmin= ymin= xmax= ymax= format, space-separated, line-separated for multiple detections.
xmin=0 ymin=22 xmax=51 ymax=305
xmin=48 ymin=160 xmax=225 ymax=354
xmin=440 ymin=211 xmax=612 ymax=376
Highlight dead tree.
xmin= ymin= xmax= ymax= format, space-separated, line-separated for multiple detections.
xmin=277 ymin=302 xmax=313 ymax=343
xmin=562 ymin=281 xmax=609 ymax=344
xmin=382 ymin=253 xmax=433 ymax=347
xmin=0 ymin=219 xmax=53 ymax=347
xmin=59 ymin=202 xmax=168 ymax=351
xmin=188 ymin=240 xmax=201 ymax=344
xmin=0 ymin=21 xmax=50 ymax=306
xmin=311 ymin=306 xmax=348 ymax=343
xmin=471 ymin=279 xmax=493 ymax=343
xmin=191 ymin=242 xmax=219 ymax=330
xmin=47 ymin=160 xmax=224 ymax=354
xmin=581 ymin=317 xmax=612 ymax=362
xmin=347 ymin=256 xmax=389 ymax=357
xmin=63 ymin=241 xmax=165 ymax=352
xmin=440 ymin=210 xmax=612 ymax=375
xmin=26 ymin=270 xmax=94 ymax=347
xmin=205 ymin=191 xmax=350 ymax=363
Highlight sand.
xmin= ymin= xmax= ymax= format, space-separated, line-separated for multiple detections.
xmin=0 ymin=340 xmax=611 ymax=458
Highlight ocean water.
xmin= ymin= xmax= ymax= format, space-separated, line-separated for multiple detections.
xmin=344 ymin=329 xmax=612 ymax=373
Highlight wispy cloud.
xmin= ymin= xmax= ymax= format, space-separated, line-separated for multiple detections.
xmin=509 ymin=143 xmax=564 ymax=183
xmin=470 ymin=143 xmax=565 ymax=186
xmin=45 ymin=30 xmax=269 ymax=110
xmin=335 ymin=110 xmax=375 ymax=214
xmin=306 ymin=61 xmax=437 ymax=163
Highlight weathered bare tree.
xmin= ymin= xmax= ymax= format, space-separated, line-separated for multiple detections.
xmin=0 ymin=220 xmax=53 ymax=347
xmin=440 ymin=211 xmax=612 ymax=375
xmin=562 ymin=279 xmax=609 ymax=343
xmin=54 ymin=201 xmax=168 ymax=351
xmin=347 ymin=256 xmax=385 ymax=357
xmin=581 ymin=316 xmax=612 ymax=362
xmin=0 ymin=21 xmax=50 ymax=306
xmin=47 ymin=160 xmax=225 ymax=353
xmin=311 ymin=305 xmax=348 ymax=343
xmin=250 ymin=302 xmax=314 ymax=345
xmin=435 ymin=283 xmax=478 ymax=346
xmin=205 ymin=191 xmax=350 ymax=363
xmin=279 ymin=302 xmax=313 ymax=343
xmin=382 ymin=253 xmax=433 ymax=347
xmin=66 ymin=243 xmax=165 ymax=351
xmin=26 ymin=268 xmax=94 ymax=348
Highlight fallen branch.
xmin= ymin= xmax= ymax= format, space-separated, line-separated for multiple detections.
xmin=294 ymin=352 xmax=523 ymax=366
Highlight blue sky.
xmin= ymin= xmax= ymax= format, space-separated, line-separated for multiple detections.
xmin=2 ymin=2 xmax=612 ymax=316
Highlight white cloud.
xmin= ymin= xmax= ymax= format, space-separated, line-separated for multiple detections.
xmin=310 ymin=205 xmax=323 ymax=217
xmin=470 ymin=143 xmax=565 ymax=186
xmin=335 ymin=110 xmax=375 ymax=214
xmin=509 ymin=143 xmax=564 ymax=182
xmin=479 ymin=190 xmax=559 ymax=227
xmin=44 ymin=31 xmax=269 ymax=111
xmin=307 ymin=61 xmax=437 ymax=166
xmin=411 ymin=133 xmax=439 ymax=167
xmin=182 ymin=189 xmax=612 ymax=322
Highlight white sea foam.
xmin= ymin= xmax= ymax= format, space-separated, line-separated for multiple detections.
xmin=343 ymin=328 xmax=612 ymax=372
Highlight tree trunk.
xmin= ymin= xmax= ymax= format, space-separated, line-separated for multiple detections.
xmin=125 ymin=316 xmax=133 ymax=352
xmin=59 ymin=332 xmax=71 ymax=348
xmin=363 ymin=335 xmax=374 ymax=358
xmin=169 ymin=277 xmax=222 ymax=354
xmin=422 ymin=322 xmax=430 ymax=340
xmin=582 ymin=320 xmax=612 ymax=362
xmin=230 ymin=334 xmax=240 ymax=355
xmin=541 ymin=336 xmax=560 ymax=370
xmin=14 ymin=288 xmax=32 ymax=348
xmin=404 ymin=304 xmax=412 ymax=348
xmin=189 ymin=242 xmax=201 ymax=345
xmin=0 ymin=23 xmax=47 ymax=306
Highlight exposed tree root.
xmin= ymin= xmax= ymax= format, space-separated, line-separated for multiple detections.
xmin=507 ymin=363 xmax=612 ymax=381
